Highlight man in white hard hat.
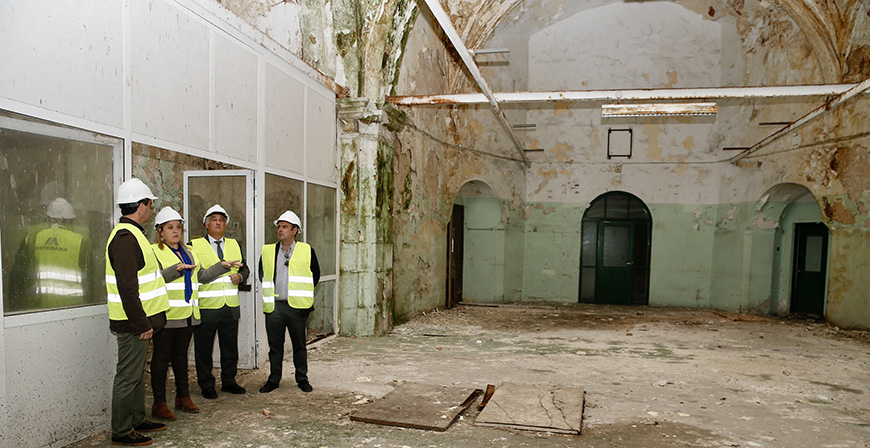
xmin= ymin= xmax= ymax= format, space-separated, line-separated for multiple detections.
xmin=257 ymin=210 xmax=320 ymax=394
xmin=189 ymin=204 xmax=250 ymax=398
xmin=105 ymin=178 xmax=170 ymax=446
xmin=9 ymin=198 xmax=93 ymax=312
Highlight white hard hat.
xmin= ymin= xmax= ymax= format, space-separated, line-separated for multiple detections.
xmin=117 ymin=178 xmax=157 ymax=205
xmin=203 ymin=204 xmax=229 ymax=224
xmin=274 ymin=210 xmax=302 ymax=229
xmin=47 ymin=198 xmax=76 ymax=219
xmin=154 ymin=206 xmax=184 ymax=230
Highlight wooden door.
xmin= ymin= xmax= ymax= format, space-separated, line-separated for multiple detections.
xmin=446 ymin=205 xmax=464 ymax=308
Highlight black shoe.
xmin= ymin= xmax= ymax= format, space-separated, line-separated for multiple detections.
xmin=111 ymin=430 xmax=152 ymax=446
xmin=259 ymin=381 xmax=279 ymax=393
xmin=201 ymin=387 xmax=218 ymax=399
xmin=133 ymin=421 xmax=166 ymax=433
xmin=221 ymin=383 xmax=247 ymax=394
xmin=298 ymin=381 xmax=313 ymax=393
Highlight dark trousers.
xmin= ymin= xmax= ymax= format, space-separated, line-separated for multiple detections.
xmin=194 ymin=305 xmax=240 ymax=389
xmin=111 ymin=332 xmax=148 ymax=438
xmin=151 ymin=325 xmax=195 ymax=402
xmin=265 ymin=301 xmax=310 ymax=384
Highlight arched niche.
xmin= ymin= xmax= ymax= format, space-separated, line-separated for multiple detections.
xmin=579 ymin=191 xmax=652 ymax=305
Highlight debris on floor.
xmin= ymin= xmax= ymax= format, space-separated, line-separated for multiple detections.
xmin=350 ymin=381 xmax=482 ymax=431
xmin=475 ymin=382 xmax=585 ymax=435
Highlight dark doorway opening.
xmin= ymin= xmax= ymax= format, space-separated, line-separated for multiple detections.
xmin=446 ymin=204 xmax=465 ymax=308
xmin=790 ymin=222 xmax=828 ymax=316
xmin=579 ymin=192 xmax=651 ymax=305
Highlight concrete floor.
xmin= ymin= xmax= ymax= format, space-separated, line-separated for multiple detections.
xmin=69 ymin=303 xmax=870 ymax=447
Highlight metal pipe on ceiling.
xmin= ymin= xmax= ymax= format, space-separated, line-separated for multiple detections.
xmin=386 ymin=84 xmax=862 ymax=105
xmin=729 ymin=78 xmax=870 ymax=163
xmin=421 ymin=0 xmax=531 ymax=166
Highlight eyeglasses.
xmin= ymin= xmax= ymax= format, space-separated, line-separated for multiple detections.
xmin=284 ymin=253 xmax=289 ymax=267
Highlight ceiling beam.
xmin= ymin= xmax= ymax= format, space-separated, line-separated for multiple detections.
xmin=386 ymin=84 xmax=863 ymax=105
xmin=730 ymin=78 xmax=870 ymax=163
xmin=421 ymin=0 xmax=530 ymax=166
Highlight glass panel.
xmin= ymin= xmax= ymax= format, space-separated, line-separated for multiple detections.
xmin=629 ymin=197 xmax=649 ymax=219
xmin=804 ymin=236 xmax=823 ymax=272
xmin=580 ymin=267 xmax=596 ymax=301
xmin=1 ymin=117 xmax=117 ymax=314
xmin=606 ymin=194 xmax=629 ymax=218
xmin=308 ymin=279 xmax=334 ymax=335
xmin=602 ymin=225 xmax=630 ymax=267
xmin=188 ymin=176 xmax=248 ymax=246
xmin=306 ymin=183 xmax=336 ymax=276
xmin=581 ymin=221 xmax=597 ymax=266
xmin=263 ymin=173 xmax=303 ymax=248
xmin=584 ymin=199 xmax=605 ymax=219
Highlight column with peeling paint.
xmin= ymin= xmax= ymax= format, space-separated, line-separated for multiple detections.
xmin=338 ymin=99 xmax=394 ymax=336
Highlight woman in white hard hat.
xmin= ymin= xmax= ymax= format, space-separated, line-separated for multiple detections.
xmin=149 ymin=207 xmax=241 ymax=420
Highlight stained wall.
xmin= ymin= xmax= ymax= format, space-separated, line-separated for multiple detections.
xmin=388 ymin=0 xmax=870 ymax=329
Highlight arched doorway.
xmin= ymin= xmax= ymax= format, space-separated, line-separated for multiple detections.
xmin=447 ymin=181 xmax=500 ymax=308
xmin=757 ymin=183 xmax=829 ymax=317
xmin=579 ymin=191 xmax=652 ymax=305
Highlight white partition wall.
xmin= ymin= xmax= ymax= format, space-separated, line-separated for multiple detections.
xmin=0 ymin=0 xmax=339 ymax=446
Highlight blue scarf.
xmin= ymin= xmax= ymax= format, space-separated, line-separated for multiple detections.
xmin=169 ymin=245 xmax=194 ymax=302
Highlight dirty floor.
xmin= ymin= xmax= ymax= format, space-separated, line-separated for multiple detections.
xmin=68 ymin=303 xmax=870 ymax=447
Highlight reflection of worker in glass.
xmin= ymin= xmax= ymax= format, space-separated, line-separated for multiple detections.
xmin=10 ymin=198 xmax=92 ymax=312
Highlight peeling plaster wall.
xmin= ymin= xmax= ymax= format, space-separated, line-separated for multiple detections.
xmin=391 ymin=8 xmax=525 ymax=321
xmin=516 ymin=2 xmax=734 ymax=305
xmin=729 ymin=98 xmax=870 ymax=329
xmin=478 ymin=0 xmax=870 ymax=329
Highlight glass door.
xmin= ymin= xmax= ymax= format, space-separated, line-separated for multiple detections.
xmin=183 ymin=170 xmax=257 ymax=369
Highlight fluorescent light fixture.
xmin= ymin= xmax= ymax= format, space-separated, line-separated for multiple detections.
xmin=601 ymin=102 xmax=717 ymax=118
xmin=511 ymin=123 xmax=536 ymax=130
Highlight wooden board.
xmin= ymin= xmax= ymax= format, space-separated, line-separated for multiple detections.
xmin=350 ymin=382 xmax=481 ymax=432
xmin=474 ymin=382 xmax=585 ymax=435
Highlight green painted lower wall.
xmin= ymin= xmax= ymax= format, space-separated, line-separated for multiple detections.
xmin=521 ymin=204 xmax=585 ymax=301
xmin=827 ymin=229 xmax=870 ymax=329
xmin=510 ymin=200 xmax=832 ymax=315
xmin=647 ymin=204 xmax=717 ymax=308
xmin=458 ymin=196 xmax=524 ymax=303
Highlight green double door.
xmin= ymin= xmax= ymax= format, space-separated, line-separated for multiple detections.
xmin=579 ymin=192 xmax=651 ymax=305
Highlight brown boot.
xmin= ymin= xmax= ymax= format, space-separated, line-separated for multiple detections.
xmin=151 ymin=401 xmax=176 ymax=420
xmin=175 ymin=395 xmax=200 ymax=413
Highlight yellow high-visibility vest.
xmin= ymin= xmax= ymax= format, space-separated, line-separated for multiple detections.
xmin=105 ymin=223 xmax=169 ymax=320
xmin=152 ymin=243 xmax=201 ymax=321
xmin=260 ymin=242 xmax=314 ymax=313
xmin=190 ymin=237 xmax=241 ymax=309
xmin=28 ymin=226 xmax=85 ymax=308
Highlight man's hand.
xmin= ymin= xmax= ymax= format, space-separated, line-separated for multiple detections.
xmin=139 ymin=329 xmax=153 ymax=340
xmin=221 ymin=260 xmax=242 ymax=269
xmin=230 ymin=273 xmax=242 ymax=285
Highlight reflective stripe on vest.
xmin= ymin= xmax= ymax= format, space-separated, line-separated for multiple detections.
xmin=190 ymin=237 xmax=241 ymax=309
xmin=260 ymin=242 xmax=314 ymax=313
xmin=152 ymin=243 xmax=201 ymax=321
xmin=105 ymin=223 xmax=169 ymax=320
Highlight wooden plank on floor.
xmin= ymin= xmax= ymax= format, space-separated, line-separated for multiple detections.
xmin=350 ymin=382 xmax=482 ymax=432
xmin=474 ymin=382 xmax=585 ymax=435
